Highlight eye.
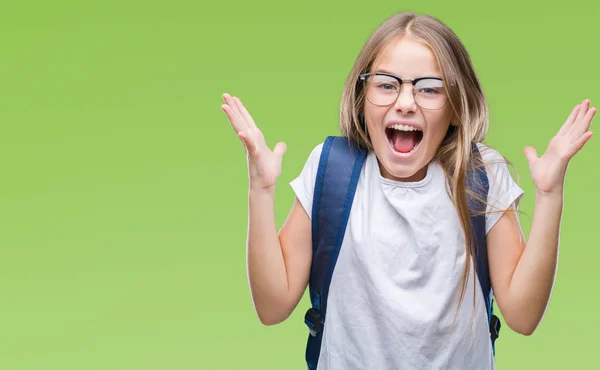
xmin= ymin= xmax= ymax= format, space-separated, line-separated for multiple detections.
xmin=377 ymin=83 xmax=397 ymax=90
xmin=414 ymin=78 xmax=444 ymax=95
xmin=418 ymin=87 xmax=441 ymax=95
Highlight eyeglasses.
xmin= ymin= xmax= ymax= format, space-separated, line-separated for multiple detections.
xmin=358 ymin=72 xmax=449 ymax=110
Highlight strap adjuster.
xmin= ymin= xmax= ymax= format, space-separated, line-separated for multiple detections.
xmin=304 ymin=308 xmax=324 ymax=337
xmin=490 ymin=314 xmax=501 ymax=341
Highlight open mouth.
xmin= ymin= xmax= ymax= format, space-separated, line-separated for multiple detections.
xmin=385 ymin=124 xmax=423 ymax=154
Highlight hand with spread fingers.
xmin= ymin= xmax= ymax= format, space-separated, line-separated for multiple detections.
xmin=524 ymin=99 xmax=596 ymax=196
xmin=221 ymin=93 xmax=287 ymax=193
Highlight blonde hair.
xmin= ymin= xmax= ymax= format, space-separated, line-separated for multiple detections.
xmin=339 ymin=12 xmax=518 ymax=331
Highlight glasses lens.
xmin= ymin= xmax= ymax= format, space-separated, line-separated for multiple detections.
xmin=366 ymin=75 xmax=399 ymax=106
xmin=414 ymin=79 xmax=447 ymax=110
xmin=364 ymin=75 xmax=448 ymax=109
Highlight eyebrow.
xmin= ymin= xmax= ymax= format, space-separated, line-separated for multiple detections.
xmin=375 ymin=69 xmax=443 ymax=79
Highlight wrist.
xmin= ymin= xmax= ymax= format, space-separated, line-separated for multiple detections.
xmin=535 ymin=187 xmax=564 ymax=202
xmin=249 ymin=185 xmax=277 ymax=197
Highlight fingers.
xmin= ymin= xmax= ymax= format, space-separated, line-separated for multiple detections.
xmin=573 ymin=131 xmax=594 ymax=153
xmin=573 ymin=100 xmax=596 ymax=136
xmin=559 ymin=104 xmax=581 ymax=135
xmin=576 ymin=99 xmax=591 ymax=122
xmin=584 ymin=106 xmax=597 ymax=125
xmin=561 ymin=99 xmax=595 ymax=137
xmin=221 ymin=93 xmax=255 ymax=153
xmin=221 ymin=93 xmax=258 ymax=131
xmin=221 ymin=93 xmax=248 ymax=133
xmin=232 ymin=96 xmax=258 ymax=130
xmin=524 ymin=146 xmax=538 ymax=166
xmin=221 ymin=93 xmax=277 ymax=158
xmin=221 ymin=92 xmax=263 ymax=138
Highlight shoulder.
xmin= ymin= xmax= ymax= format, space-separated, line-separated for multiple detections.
xmin=473 ymin=141 xmax=518 ymax=186
xmin=296 ymin=136 xmax=365 ymax=177
xmin=288 ymin=141 xmax=325 ymax=220
xmin=473 ymin=142 xmax=518 ymax=186
xmin=297 ymin=142 xmax=325 ymax=181
xmin=474 ymin=142 xmax=508 ymax=167
xmin=473 ymin=142 xmax=525 ymax=232
xmin=289 ymin=137 xmax=368 ymax=219
xmin=307 ymin=142 xmax=325 ymax=164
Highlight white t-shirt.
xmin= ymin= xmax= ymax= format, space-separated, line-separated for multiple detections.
xmin=289 ymin=141 xmax=524 ymax=370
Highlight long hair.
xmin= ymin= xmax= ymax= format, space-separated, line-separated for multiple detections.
xmin=339 ymin=11 xmax=518 ymax=330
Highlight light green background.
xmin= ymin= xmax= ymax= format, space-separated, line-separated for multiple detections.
xmin=1 ymin=1 xmax=598 ymax=369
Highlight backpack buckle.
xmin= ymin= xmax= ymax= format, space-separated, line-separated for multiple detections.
xmin=490 ymin=314 xmax=501 ymax=341
xmin=304 ymin=308 xmax=324 ymax=337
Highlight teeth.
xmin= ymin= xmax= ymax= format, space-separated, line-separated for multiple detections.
xmin=389 ymin=124 xmax=420 ymax=132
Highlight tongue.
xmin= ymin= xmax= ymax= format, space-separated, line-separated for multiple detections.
xmin=392 ymin=130 xmax=417 ymax=153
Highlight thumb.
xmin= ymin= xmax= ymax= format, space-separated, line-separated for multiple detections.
xmin=273 ymin=142 xmax=287 ymax=159
xmin=523 ymin=146 xmax=538 ymax=166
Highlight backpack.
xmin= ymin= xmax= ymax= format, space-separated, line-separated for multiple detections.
xmin=303 ymin=135 xmax=501 ymax=370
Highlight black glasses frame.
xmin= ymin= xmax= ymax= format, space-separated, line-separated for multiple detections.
xmin=358 ymin=72 xmax=449 ymax=110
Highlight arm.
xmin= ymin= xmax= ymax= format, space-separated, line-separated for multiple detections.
xmin=247 ymin=193 xmax=312 ymax=325
xmin=488 ymin=99 xmax=595 ymax=336
xmin=487 ymin=193 xmax=562 ymax=336
xmin=221 ymin=93 xmax=312 ymax=325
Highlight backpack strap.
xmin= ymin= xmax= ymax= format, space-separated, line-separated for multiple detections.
xmin=467 ymin=143 xmax=501 ymax=354
xmin=304 ymin=136 xmax=367 ymax=370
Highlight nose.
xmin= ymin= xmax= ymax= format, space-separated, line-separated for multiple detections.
xmin=393 ymin=83 xmax=417 ymax=113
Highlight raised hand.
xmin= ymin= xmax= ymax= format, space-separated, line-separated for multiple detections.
xmin=524 ymin=99 xmax=596 ymax=195
xmin=221 ymin=93 xmax=287 ymax=192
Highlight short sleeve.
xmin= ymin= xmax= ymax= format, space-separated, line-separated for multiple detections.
xmin=289 ymin=143 xmax=324 ymax=220
xmin=476 ymin=143 xmax=525 ymax=234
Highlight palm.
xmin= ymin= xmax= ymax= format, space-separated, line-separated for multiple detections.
xmin=220 ymin=93 xmax=286 ymax=191
xmin=246 ymin=133 xmax=284 ymax=189
xmin=525 ymin=100 xmax=596 ymax=194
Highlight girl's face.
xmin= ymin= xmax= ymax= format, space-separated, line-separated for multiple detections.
xmin=364 ymin=37 xmax=455 ymax=182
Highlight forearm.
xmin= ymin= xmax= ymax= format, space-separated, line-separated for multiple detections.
xmin=507 ymin=190 xmax=563 ymax=334
xmin=246 ymin=188 xmax=290 ymax=324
